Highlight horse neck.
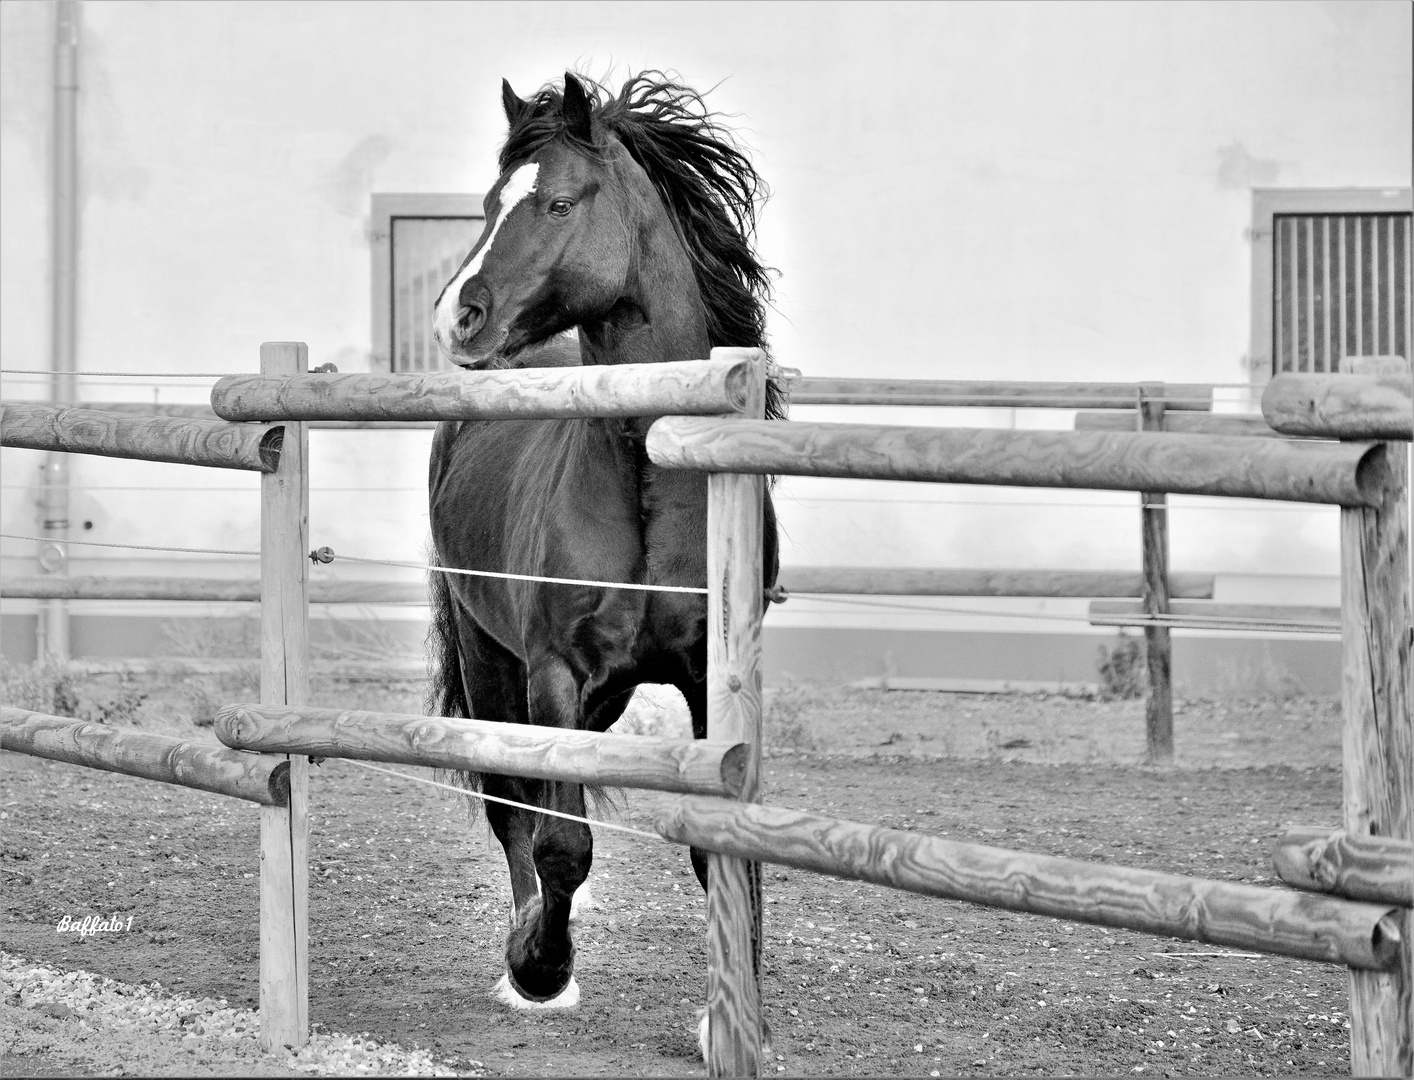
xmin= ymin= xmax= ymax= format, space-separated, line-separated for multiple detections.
xmin=578 ymin=203 xmax=712 ymax=588
xmin=577 ymin=206 xmax=708 ymax=369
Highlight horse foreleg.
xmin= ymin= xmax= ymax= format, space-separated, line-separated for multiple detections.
xmin=680 ymin=676 xmax=713 ymax=892
xmin=482 ymin=776 xmax=540 ymax=918
xmin=499 ymin=657 xmax=590 ymax=1008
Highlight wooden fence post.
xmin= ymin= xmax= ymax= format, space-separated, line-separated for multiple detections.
xmin=704 ymin=347 xmax=767 ymax=1077
xmin=1138 ymin=384 xmax=1173 ymax=763
xmin=1340 ymin=357 xmax=1411 ymax=1076
xmin=257 ymin=342 xmax=309 ymax=1052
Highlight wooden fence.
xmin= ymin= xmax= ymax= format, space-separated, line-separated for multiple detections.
xmin=2 ymin=344 xmax=1408 ymax=1075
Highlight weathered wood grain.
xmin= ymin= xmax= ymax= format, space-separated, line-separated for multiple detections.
xmin=1340 ymin=439 xmax=1412 ymax=1075
xmin=0 ymin=403 xmax=281 ymax=471
xmin=0 ymin=707 xmax=289 ymax=806
xmin=1 ymin=576 xmax=426 ymax=604
xmin=1263 ymin=373 xmax=1413 ymax=440
xmin=705 ymin=348 xmax=767 ymax=1077
xmin=214 ymin=703 xmax=747 ymax=797
xmin=656 ymin=795 xmax=1404 ymax=972
xmin=778 ymin=567 xmax=1216 ymax=598
xmin=1272 ymin=827 xmax=1413 ymax=906
xmin=1076 ymin=411 xmax=1287 ymax=437
xmin=257 ymin=343 xmax=309 ymax=1053
xmin=210 ymin=357 xmax=752 ymax=422
xmin=1139 ymin=389 xmax=1173 ymax=765
xmin=2 ymin=400 xmax=439 ymax=430
xmin=788 ymin=378 xmax=1214 ymax=410
xmin=645 ymin=418 xmax=1394 ymax=506
xmin=1088 ymin=600 xmax=1341 ymax=630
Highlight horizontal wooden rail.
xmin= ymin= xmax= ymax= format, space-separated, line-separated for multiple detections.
xmin=1 ymin=707 xmax=289 ymax=806
xmin=1 ymin=569 xmax=1219 ymax=604
xmin=788 ymin=378 xmax=1214 ymax=410
xmin=0 ymin=400 xmax=440 ymax=431
xmin=0 ymin=404 xmax=281 ymax=472
xmin=1075 ymin=412 xmax=1285 ymax=438
xmin=780 ymin=567 xmax=1216 ymax=598
xmin=657 ymin=796 xmax=1404 ymax=971
xmin=1089 ymin=600 xmax=1341 ymax=631
xmin=1 ymin=576 xmax=426 ymax=604
xmin=1272 ymin=827 xmax=1413 ymax=907
xmin=211 ymin=357 xmax=754 ymax=422
xmin=646 ymin=418 xmax=1396 ymax=507
xmin=215 ymin=703 xmax=746 ymax=798
xmin=1262 ymin=374 xmax=1413 ymax=440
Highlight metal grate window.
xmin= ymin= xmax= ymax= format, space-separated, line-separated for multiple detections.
xmin=370 ymin=194 xmax=484 ymax=372
xmin=391 ymin=217 xmax=483 ymax=372
xmin=1271 ymin=212 xmax=1411 ymax=373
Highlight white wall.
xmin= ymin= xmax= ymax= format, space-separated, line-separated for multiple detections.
xmin=2 ymin=0 xmax=1409 ymax=625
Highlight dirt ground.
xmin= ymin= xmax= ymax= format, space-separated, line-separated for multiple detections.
xmin=1 ymin=669 xmax=1356 ymax=1076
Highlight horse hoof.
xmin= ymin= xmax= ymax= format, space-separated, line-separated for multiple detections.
xmin=695 ymin=1008 xmax=774 ymax=1062
xmin=492 ymin=971 xmax=580 ymax=1010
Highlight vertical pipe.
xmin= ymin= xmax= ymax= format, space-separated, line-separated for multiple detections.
xmin=1303 ymin=217 xmax=1315 ymax=373
xmin=1397 ymin=217 xmax=1408 ymax=364
xmin=1274 ymin=219 xmax=1286 ymax=372
xmin=1371 ymin=217 xmax=1382 ymax=356
xmin=1355 ymin=218 xmax=1365 ymax=356
xmin=1288 ymin=217 xmax=1300 ymax=371
xmin=1339 ymin=217 xmax=1349 ymax=368
xmin=704 ymin=347 xmax=767 ymax=1077
xmin=1317 ymin=217 xmax=1329 ymax=373
xmin=37 ymin=0 xmax=80 ymax=662
xmin=1138 ymin=385 xmax=1172 ymax=764
xmin=1386 ymin=215 xmax=1396 ymax=357
xmin=257 ymin=342 xmax=310 ymax=1053
xmin=392 ymin=220 xmax=405 ymax=371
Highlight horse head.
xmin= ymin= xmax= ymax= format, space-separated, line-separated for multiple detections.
xmin=433 ymin=73 xmax=708 ymax=370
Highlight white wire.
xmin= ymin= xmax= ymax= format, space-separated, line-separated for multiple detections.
xmin=782 ymin=593 xmax=1340 ymax=634
xmin=783 ymin=593 xmax=1097 ymax=625
xmin=0 ymin=532 xmax=707 ymax=595
xmin=0 ymin=485 xmax=407 ymax=493
xmin=1 ymin=368 xmax=246 ymax=378
xmin=343 ymin=760 xmax=667 ymax=842
xmin=0 ymin=531 xmax=259 ymax=557
xmin=333 ymin=552 xmax=708 ymax=595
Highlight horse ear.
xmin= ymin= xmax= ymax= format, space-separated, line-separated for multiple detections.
xmin=561 ymin=72 xmax=593 ymax=142
xmin=502 ymin=79 xmax=530 ymax=127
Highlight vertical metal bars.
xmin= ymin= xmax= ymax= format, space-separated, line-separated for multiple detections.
xmin=390 ymin=217 xmax=484 ymax=372
xmin=1273 ymin=213 xmax=1412 ymax=373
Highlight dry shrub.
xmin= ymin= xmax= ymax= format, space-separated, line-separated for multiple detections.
xmin=1096 ymin=634 xmax=1146 ymax=699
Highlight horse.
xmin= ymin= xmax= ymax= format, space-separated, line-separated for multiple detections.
xmin=425 ymin=71 xmax=783 ymax=1017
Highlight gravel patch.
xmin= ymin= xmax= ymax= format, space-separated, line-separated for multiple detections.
xmin=1 ymin=951 xmax=478 ymax=1076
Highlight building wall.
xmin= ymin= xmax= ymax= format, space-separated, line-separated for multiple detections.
xmin=1 ymin=0 xmax=1409 ymax=673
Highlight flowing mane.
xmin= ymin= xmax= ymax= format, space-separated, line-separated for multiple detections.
xmin=501 ymin=72 xmax=785 ymax=418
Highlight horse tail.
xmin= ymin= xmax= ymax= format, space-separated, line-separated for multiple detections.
xmin=425 ymin=557 xmax=485 ymax=815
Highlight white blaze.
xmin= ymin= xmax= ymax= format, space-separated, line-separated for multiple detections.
xmin=433 ymin=162 xmax=540 ymax=350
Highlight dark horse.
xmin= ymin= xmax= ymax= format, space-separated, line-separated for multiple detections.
xmin=426 ymin=72 xmax=782 ymax=1011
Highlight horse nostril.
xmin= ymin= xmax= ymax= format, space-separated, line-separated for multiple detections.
xmin=456 ymin=281 xmax=488 ymax=340
xmin=458 ymin=303 xmax=487 ymax=340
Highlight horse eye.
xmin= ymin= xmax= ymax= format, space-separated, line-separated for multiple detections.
xmin=549 ymin=199 xmax=573 ymax=216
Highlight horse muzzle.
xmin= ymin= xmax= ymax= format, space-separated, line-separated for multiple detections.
xmin=435 ymin=317 xmax=511 ymax=370
xmin=433 ymin=279 xmax=501 ymax=365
